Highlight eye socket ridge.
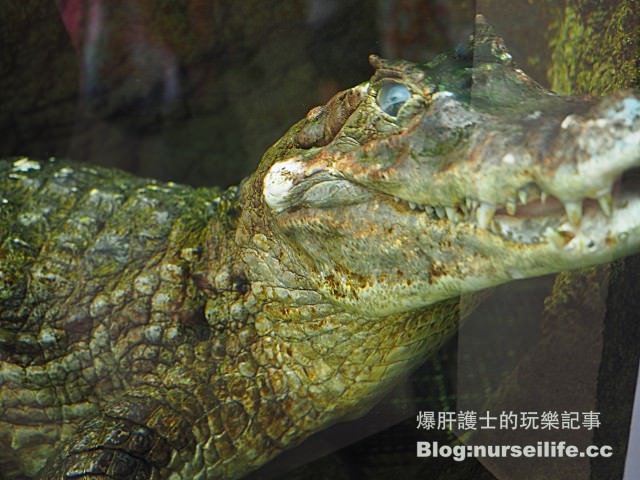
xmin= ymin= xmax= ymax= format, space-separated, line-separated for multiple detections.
xmin=376 ymin=81 xmax=411 ymax=117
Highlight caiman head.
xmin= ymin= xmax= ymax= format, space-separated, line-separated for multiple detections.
xmin=239 ymin=18 xmax=640 ymax=320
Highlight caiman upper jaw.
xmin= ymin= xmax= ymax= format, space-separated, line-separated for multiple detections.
xmin=502 ymin=90 xmax=640 ymax=247
xmin=374 ymin=89 xmax=640 ymax=249
xmin=538 ymin=92 xmax=640 ymax=203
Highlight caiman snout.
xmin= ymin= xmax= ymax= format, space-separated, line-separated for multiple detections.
xmin=481 ymin=90 xmax=640 ymax=260
xmin=537 ymin=91 xmax=640 ymax=216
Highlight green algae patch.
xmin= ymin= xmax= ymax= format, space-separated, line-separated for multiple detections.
xmin=546 ymin=0 xmax=638 ymax=95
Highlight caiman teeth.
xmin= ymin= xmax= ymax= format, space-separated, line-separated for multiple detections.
xmin=389 ymin=168 xmax=626 ymax=236
xmin=563 ymin=200 xmax=583 ymax=226
xmin=476 ymin=202 xmax=496 ymax=229
xmin=597 ymin=193 xmax=613 ymax=217
xmin=540 ymin=191 xmax=548 ymax=204
xmin=518 ymin=189 xmax=529 ymax=205
xmin=544 ymin=227 xmax=570 ymax=248
xmin=445 ymin=207 xmax=462 ymax=223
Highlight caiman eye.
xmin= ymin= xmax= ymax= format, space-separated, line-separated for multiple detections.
xmin=377 ymin=82 xmax=411 ymax=116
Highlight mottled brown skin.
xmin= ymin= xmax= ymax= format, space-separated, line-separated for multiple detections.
xmin=0 ymin=160 xmax=227 ymax=478
xmin=1 ymin=18 xmax=639 ymax=479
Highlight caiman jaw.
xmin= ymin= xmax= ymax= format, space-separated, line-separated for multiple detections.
xmin=384 ymin=164 xmax=640 ymax=250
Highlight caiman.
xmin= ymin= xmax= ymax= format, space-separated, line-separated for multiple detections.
xmin=1 ymin=17 xmax=639 ymax=480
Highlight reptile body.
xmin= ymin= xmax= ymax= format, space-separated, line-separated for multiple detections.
xmin=1 ymin=18 xmax=639 ymax=479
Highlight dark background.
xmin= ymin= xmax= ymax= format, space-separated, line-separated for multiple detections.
xmin=3 ymin=0 xmax=557 ymax=189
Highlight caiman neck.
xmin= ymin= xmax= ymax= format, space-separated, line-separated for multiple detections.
xmin=225 ymin=173 xmax=463 ymax=432
xmin=184 ymin=155 xmax=466 ymax=477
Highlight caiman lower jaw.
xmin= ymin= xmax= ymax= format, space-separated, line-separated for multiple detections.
xmin=388 ymin=165 xmax=640 ymax=249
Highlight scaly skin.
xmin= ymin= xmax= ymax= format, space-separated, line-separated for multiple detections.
xmin=1 ymin=17 xmax=639 ymax=479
